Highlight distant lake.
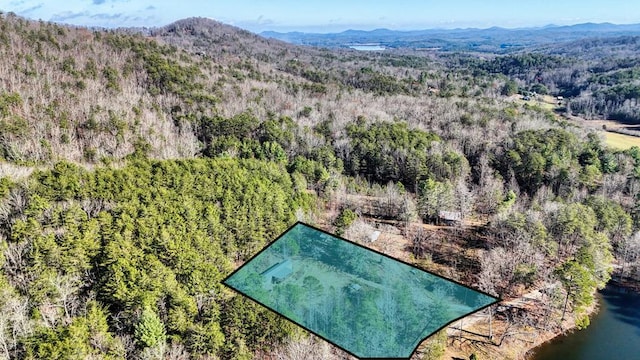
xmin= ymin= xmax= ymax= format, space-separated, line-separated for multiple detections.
xmin=530 ymin=284 xmax=640 ymax=360
xmin=348 ymin=45 xmax=386 ymax=51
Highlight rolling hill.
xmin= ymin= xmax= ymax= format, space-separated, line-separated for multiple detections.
xmin=261 ymin=22 xmax=640 ymax=52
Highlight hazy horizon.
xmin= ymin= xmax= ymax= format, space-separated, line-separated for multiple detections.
xmin=259 ymin=21 xmax=640 ymax=34
xmin=3 ymin=0 xmax=640 ymax=33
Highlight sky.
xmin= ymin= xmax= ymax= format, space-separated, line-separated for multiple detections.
xmin=2 ymin=0 xmax=640 ymax=33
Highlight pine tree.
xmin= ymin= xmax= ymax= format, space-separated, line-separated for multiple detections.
xmin=135 ymin=307 xmax=166 ymax=348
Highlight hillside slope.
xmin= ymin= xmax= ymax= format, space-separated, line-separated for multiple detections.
xmin=1 ymin=13 xmax=640 ymax=360
xmin=0 ymin=14 xmax=544 ymax=172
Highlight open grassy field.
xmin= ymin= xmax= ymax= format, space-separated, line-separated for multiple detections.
xmin=509 ymin=94 xmax=560 ymax=111
xmin=534 ymin=95 xmax=561 ymax=111
xmin=603 ymin=131 xmax=640 ymax=150
xmin=560 ymin=113 xmax=640 ymax=150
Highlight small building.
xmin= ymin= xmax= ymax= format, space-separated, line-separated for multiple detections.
xmin=438 ymin=211 xmax=462 ymax=226
xmin=369 ymin=231 xmax=381 ymax=243
xmin=261 ymin=259 xmax=293 ymax=290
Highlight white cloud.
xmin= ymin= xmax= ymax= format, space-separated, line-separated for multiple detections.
xmin=4 ymin=0 xmax=161 ymax=27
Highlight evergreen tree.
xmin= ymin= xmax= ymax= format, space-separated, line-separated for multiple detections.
xmin=135 ymin=307 xmax=166 ymax=348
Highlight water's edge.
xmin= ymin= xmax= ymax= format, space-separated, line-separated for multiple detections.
xmin=528 ymin=283 xmax=640 ymax=360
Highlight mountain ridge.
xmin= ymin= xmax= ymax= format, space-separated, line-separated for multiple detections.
xmin=261 ymin=21 xmax=640 ymax=36
xmin=260 ymin=22 xmax=640 ymax=52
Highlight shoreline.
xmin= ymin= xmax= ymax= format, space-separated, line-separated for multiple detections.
xmin=522 ymin=296 xmax=600 ymax=359
xmin=481 ymin=279 xmax=640 ymax=360
xmin=609 ymin=276 xmax=640 ymax=292
xmin=442 ymin=286 xmax=601 ymax=360
xmin=524 ymin=280 xmax=640 ymax=359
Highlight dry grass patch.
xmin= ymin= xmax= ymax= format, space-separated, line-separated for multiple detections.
xmin=604 ymin=131 xmax=640 ymax=150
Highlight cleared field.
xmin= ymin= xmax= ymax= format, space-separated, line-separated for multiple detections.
xmin=604 ymin=131 xmax=640 ymax=150
xmin=509 ymin=94 xmax=560 ymax=111
xmin=560 ymin=113 xmax=640 ymax=150
xmin=534 ymin=94 xmax=561 ymax=110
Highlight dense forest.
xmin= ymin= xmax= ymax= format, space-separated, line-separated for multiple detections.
xmin=1 ymin=12 xmax=640 ymax=360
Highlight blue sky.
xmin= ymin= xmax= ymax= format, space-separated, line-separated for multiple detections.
xmin=2 ymin=0 xmax=640 ymax=33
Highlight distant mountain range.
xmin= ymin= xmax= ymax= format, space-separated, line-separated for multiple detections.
xmin=261 ymin=23 xmax=640 ymax=52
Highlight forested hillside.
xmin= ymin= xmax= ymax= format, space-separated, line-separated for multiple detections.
xmin=1 ymin=159 xmax=311 ymax=358
xmin=447 ymin=37 xmax=640 ymax=124
xmin=1 ymin=12 xmax=640 ymax=360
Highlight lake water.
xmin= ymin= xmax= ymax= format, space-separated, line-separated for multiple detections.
xmin=348 ymin=45 xmax=386 ymax=51
xmin=530 ymin=284 xmax=640 ymax=360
